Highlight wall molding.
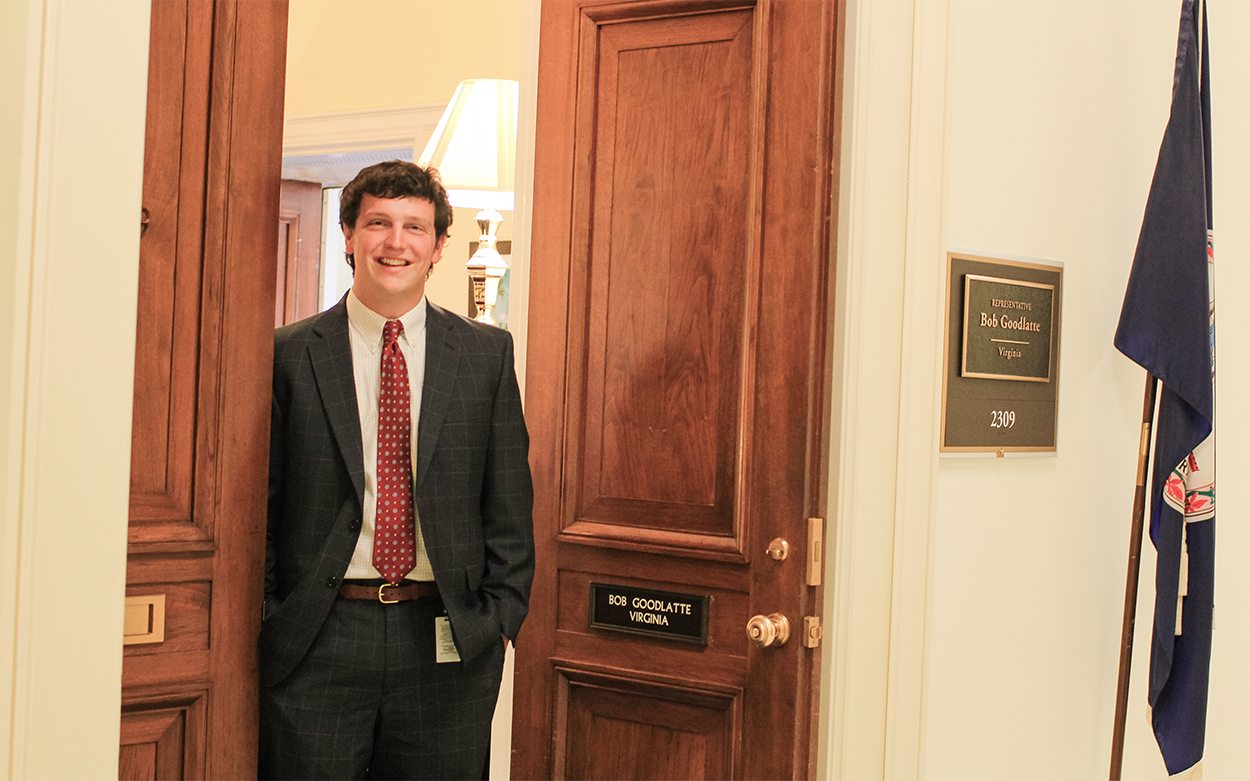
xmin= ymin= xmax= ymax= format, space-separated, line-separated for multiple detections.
xmin=0 ymin=0 xmax=148 ymax=776
xmin=820 ymin=0 xmax=949 ymax=777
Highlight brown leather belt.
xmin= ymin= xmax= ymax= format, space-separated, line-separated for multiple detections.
xmin=339 ymin=581 xmax=439 ymax=604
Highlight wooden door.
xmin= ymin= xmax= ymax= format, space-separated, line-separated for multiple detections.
xmin=121 ymin=1 xmax=287 ymax=778
xmin=277 ymin=179 xmax=323 ymax=326
xmin=512 ymin=1 xmax=842 ymax=779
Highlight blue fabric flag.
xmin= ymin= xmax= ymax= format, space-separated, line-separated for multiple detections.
xmin=1113 ymin=0 xmax=1214 ymax=774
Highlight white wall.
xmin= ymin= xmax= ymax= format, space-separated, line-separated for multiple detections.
xmin=926 ymin=1 xmax=1250 ymax=777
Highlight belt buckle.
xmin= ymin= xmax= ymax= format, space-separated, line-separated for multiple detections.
xmin=378 ymin=583 xmax=401 ymax=604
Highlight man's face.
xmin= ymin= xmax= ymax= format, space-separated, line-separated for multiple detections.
xmin=344 ymin=194 xmax=445 ymax=318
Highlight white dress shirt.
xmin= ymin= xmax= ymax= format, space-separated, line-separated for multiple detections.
xmin=343 ymin=290 xmax=434 ymax=581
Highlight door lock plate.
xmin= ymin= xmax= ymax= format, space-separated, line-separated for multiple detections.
xmin=803 ymin=616 xmax=823 ymax=648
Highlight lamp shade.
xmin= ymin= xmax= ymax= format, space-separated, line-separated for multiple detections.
xmin=416 ymin=79 xmax=518 ymax=212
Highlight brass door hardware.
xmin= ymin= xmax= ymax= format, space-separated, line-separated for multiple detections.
xmin=807 ymin=517 xmax=824 ymax=586
xmin=803 ymin=616 xmax=823 ymax=648
xmin=123 ymin=594 xmax=166 ymax=645
xmin=746 ymin=613 xmax=789 ymax=648
xmin=766 ymin=538 xmax=788 ymax=560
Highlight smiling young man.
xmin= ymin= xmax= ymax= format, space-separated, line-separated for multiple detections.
xmin=261 ymin=161 xmax=535 ymax=780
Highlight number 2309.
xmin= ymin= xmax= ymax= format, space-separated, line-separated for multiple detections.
xmin=990 ymin=410 xmax=1016 ymax=429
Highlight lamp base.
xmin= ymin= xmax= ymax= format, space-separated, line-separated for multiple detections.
xmin=466 ymin=209 xmax=508 ymax=327
xmin=468 ymin=269 xmax=504 ymax=326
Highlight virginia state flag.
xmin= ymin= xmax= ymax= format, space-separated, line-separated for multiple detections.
xmin=1113 ymin=0 xmax=1214 ymax=775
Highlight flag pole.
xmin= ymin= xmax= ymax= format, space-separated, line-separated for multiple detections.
xmin=1109 ymin=372 xmax=1159 ymax=780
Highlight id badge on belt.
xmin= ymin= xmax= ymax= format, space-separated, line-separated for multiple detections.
xmin=435 ymin=615 xmax=461 ymax=663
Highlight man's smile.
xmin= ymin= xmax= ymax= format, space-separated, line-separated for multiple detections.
xmin=343 ymin=194 xmax=445 ymax=318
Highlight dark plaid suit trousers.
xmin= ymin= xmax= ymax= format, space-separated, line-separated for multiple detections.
xmin=259 ymin=594 xmax=505 ymax=780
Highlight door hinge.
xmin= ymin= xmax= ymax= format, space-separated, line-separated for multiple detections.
xmin=803 ymin=616 xmax=823 ymax=648
xmin=806 ymin=517 xmax=824 ymax=586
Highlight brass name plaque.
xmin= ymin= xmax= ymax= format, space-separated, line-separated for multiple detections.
xmin=590 ymin=583 xmax=709 ymax=645
xmin=961 ymin=275 xmax=1055 ymax=381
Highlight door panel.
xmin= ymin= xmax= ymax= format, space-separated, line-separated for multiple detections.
xmin=575 ymin=9 xmax=751 ymax=544
xmin=514 ymin=1 xmax=841 ymax=778
xmin=562 ymin=670 xmax=739 ymax=781
xmin=123 ymin=1 xmax=288 ymax=778
xmin=119 ymin=694 xmax=207 ymax=781
xmin=130 ymin=0 xmax=211 ymax=527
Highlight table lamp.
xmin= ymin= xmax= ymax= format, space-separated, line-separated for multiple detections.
xmin=416 ymin=79 xmax=518 ymax=326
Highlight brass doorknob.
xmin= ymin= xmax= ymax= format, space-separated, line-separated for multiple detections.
xmin=746 ymin=613 xmax=790 ymax=648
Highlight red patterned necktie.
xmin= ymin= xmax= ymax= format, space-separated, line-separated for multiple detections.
xmin=373 ymin=319 xmax=416 ymax=584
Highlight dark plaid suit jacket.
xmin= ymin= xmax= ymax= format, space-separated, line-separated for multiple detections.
xmin=260 ymin=295 xmax=534 ymax=688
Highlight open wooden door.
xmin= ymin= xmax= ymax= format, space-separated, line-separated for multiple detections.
xmin=120 ymin=2 xmax=287 ymax=778
xmin=277 ymin=179 xmax=323 ymax=327
xmin=512 ymin=1 xmax=842 ymax=778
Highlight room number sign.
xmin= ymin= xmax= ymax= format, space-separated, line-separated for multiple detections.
xmin=941 ymin=253 xmax=1063 ymax=454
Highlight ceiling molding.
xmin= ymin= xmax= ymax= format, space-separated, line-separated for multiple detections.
xmin=281 ymin=103 xmax=448 ymax=184
xmin=281 ymin=148 xmax=416 ymax=186
xmin=282 ymin=103 xmax=447 ymax=156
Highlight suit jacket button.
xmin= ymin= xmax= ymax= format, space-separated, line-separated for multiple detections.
xmin=350 ymin=519 xmax=361 ymax=531
xmin=326 ymin=576 xmax=337 ymax=588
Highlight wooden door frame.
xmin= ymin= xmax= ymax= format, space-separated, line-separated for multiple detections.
xmin=0 ymin=0 xmax=950 ymax=777
xmin=5 ymin=1 xmax=290 ymax=777
xmin=0 ymin=0 xmax=150 ymax=777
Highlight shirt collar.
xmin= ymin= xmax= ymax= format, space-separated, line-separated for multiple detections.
xmin=346 ymin=290 xmax=426 ymax=349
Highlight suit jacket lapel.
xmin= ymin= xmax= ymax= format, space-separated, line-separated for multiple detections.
xmin=308 ymin=298 xmax=366 ymax=505
xmin=417 ymin=302 xmax=460 ymax=489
